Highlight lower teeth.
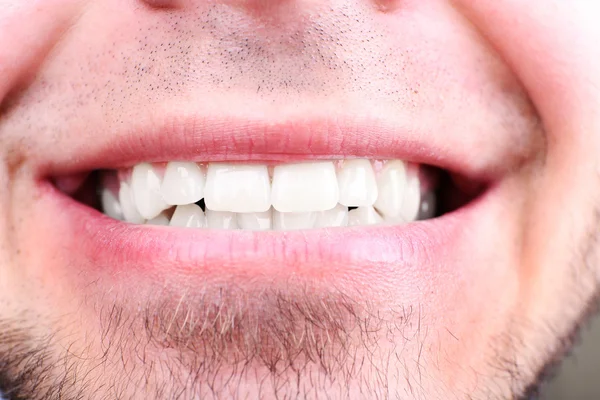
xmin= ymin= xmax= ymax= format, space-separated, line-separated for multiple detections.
xmin=101 ymin=190 xmax=436 ymax=230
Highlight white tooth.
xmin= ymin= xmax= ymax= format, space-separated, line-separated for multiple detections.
xmin=118 ymin=182 xmax=145 ymax=224
xmin=315 ymin=204 xmax=349 ymax=228
xmin=169 ymin=204 xmax=205 ymax=228
xmin=131 ymin=163 xmax=169 ymax=219
xmin=147 ymin=212 xmax=170 ymax=226
xmin=204 ymin=163 xmax=271 ymax=213
xmin=400 ymin=174 xmax=421 ymax=222
xmin=101 ymin=189 xmax=124 ymax=220
xmin=206 ymin=210 xmax=238 ymax=230
xmin=336 ymin=159 xmax=378 ymax=207
xmin=237 ymin=209 xmax=272 ymax=231
xmin=271 ymin=162 xmax=339 ymax=212
xmin=161 ymin=162 xmax=205 ymax=205
xmin=373 ymin=160 xmax=408 ymax=219
xmin=273 ymin=211 xmax=316 ymax=230
xmin=348 ymin=206 xmax=384 ymax=226
xmin=418 ymin=192 xmax=436 ymax=220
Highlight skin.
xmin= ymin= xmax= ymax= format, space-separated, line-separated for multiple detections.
xmin=0 ymin=0 xmax=599 ymax=399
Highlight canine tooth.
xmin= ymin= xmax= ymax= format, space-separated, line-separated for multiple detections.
xmin=147 ymin=212 xmax=170 ymax=226
xmin=315 ymin=204 xmax=349 ymax=228
xmin=131 ymin=163 xmax=168 ymax=219
xmin=271 ymin=162 xmax=339 ymax=212
xmin=101 ymin=189 xmax=124 ymax=220
xmin=119 ymin=182 xmax=145 ymax=224
xmin=348 ymin=206 xmax=383 ymax=226
xmin=206 ymin=210 xmax=238 ymax=229
xmin=161 ymin=162 xmax=205 ymax=205
xmin=337 ymin=159 xmax=378 ymax=207
xmin=237 ymin=209 xmax=272 ymax=230
xmin=204 ymin=163 xmax=271 ymax=213
xmin=418 ymin=192 xmax=436 ymax=220
xmin=401 ymin=173 xmax=421 ymax=222
xmin=170 ymin=204 xmax=205 ymax=228
xmin=373 ymin=160 xmax=407 ymax=219
xmin=273 ymin=211 xmax=316 ymax=230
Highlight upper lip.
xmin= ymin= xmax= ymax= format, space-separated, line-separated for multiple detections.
xmin=38 ymin=111 xmax=501 ymax=184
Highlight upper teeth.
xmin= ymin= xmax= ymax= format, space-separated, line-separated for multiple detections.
xmin=102 ymin=159 xmax=430 ymax=230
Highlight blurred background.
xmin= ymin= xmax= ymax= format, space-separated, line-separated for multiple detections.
xmin=543 ymin=315 xmax=600 ymax=399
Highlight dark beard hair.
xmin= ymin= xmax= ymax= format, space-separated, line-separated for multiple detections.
xmin=1 ymin=269 xmax=599 ymax=400
xmin=0 ymin=282 xmax=422 ymax=399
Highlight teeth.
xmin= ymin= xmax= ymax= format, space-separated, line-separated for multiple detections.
xmin=373 ymin=160 xmax=408 ymax=220
xmin=118 ymin=182 xmax=145 ymax=224
xmin=204 ymin=163 xmax=271 ymax=213
xmin=315 ymin=204 xmax=349 ymax=228
xmin=131 ymin=163 xmax=169 ymax=220
xmin=336 ymin=159 xmax=378 ymax=207
xmin=400 ymin=173 xmax=421 ymax=222
xmin=206 ymin=210 xmax=239 ymax=230
xmin=348 ymin=206 xmax=383 ymax=226
xmin=101 ymin=189 xmax=124 ymax=221
xmin=147 ymin=212 xmax=171 ymax=226
xmin=107 ymin=159 xmax=435 ymax=229
xmin=271 ymin=162 xmax=339 ymax=212
xmin=418 ymin=191 xmax=436 ymax=220
xmin=273 ymin=211 xmax=316 ymax=230
xmin=161 ymin=162 xmax=205 ymax=206
xmin=237 ymin=209 xmax=272 ymax=231
xmin=170 ymin=204 xmax=205 ymax=228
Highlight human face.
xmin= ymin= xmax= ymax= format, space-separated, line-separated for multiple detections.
xmin=1 ymin=0 xmax=599 ymax=399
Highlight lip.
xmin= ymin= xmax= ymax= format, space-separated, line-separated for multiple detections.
xmin=33 ymin=114 xmax=497 ymax=294
xmin=37 ymin=113 xmax=499 ymax=183
xmin=40 ymin=178 xmax=486 ymax=291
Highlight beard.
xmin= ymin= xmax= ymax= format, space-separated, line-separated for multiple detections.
xmin=0 ymin=260 xmax=599 ymax=400
xmin=0 ymin=280 xmax=422 ymax=399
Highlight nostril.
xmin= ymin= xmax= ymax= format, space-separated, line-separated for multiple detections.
xmin=140 ymin=0 xmax=182 ymax=10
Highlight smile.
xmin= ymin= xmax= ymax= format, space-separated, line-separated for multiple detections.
xmin=39 ymin=115 xmax=489 ymax=284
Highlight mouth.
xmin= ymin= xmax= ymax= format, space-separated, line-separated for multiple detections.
xmin=37 ymin=114 xmax=490 ymax=287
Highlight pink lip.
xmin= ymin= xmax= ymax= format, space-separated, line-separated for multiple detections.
xmin=42 ymin=180 xmax=483 ymax=288
xmin=35 ymin=115 xmax=495 ymax=291
xmin=38 ymin=114 xmax=497 ymax=182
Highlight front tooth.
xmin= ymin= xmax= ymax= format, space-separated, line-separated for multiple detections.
xmin=373 ymin=160 xmax=407 ymax=219
xmin=315 ymin=204 xmax=349 ymax=228
xmin=161 ymin=162 xmax=205 ymax=205
xmin=147 ymin=212 xmax=171 ymax=226
xmin=206 ymin=210 xmax=238 ymax=229
xmin=204 ymin=163 xmax=271 ymax=213
xmin=271 ymin=162 xmax=339 ymax=212
xmin=336 ymin=159 xmax=378 ymax=207
xmin=170 ymin=204 xmax=205 ymax=228
xmin=119 ymin=182 xmax=145 ymax=224
xmin=237 ymin=209 xmax=272 ymax=230
xmin=348 ymin=206 xmax=384 ymax=226
xmin=101 ymin=189 xmax=124 ymax=220
xmin=400 ymin=173 xmax=421 ymax=222
xmin=131 ymin=163 xmax=169 ymax=219
xmin=273 ymin=211 xmax=316 ymax=230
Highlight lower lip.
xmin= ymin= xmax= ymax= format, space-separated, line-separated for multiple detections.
xmin=38 ymin=180 xmax=484 ymax=293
